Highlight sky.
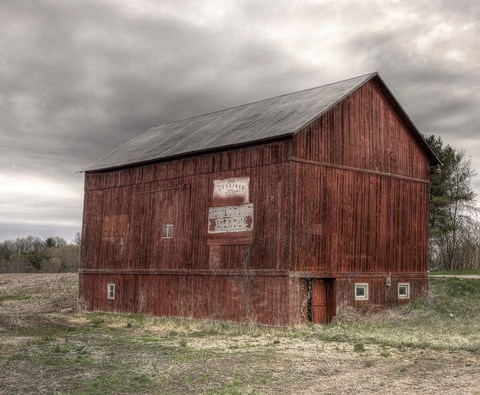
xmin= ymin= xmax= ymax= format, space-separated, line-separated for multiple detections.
xmin=0 ymin=0 xmax=479 ymax=242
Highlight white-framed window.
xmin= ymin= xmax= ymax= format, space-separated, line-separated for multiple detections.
xmin=355 ymin=283 xmax=369 ymax=301
xmin=162 ymin=224 xmax=174 ymax=239
xmin=398 ymin=283 xmax=410 ymax=299
xmin=107 ymin=283 xmax=115 ymax=300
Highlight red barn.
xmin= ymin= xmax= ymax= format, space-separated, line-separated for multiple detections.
xmin=79 ymin=72 xmax=440 ymax=325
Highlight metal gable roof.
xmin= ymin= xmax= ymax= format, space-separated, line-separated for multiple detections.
xmin=84 ymin=72 xmax=439 ymax=172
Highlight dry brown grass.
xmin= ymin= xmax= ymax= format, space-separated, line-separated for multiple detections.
xmin=0 ymin=273 xmax=479 ymax=394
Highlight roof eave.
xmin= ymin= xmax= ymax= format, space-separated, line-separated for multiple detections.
xmin=82 ymin=134 xmax=294 ymax=173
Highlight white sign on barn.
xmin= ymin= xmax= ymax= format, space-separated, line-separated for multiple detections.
xmin=207 ymin=203 xmax=254 ymax=233
xmin=213 ymin=177 xmax=249 ymax=204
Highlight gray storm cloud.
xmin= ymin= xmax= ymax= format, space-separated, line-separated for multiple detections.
xmin=0 ymin=0 xmax=478 ymax=241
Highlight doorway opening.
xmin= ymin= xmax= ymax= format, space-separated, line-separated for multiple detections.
xmin=306 ymin=278 xmax=335 ymax=324
xmin=306 ymin=279 xmax=313 ymax=322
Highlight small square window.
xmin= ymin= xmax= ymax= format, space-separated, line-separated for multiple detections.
xmin=107 ymin=283 xmax=115 ymax=300
xmin=162 ymin=224 xmax=174 ymax=239
xmin=398 ymin=283 xmax=410 ymax=299
xmin=355 ymin=283 xmax=369 ymax=300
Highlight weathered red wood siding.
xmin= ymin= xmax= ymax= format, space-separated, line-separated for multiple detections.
xmin=335 ymin=276 xmax=428 ymax=309
xmin=79 ymin=139 xmax=295 ymax=324
xmin=292 ymin=81 xmax=431 ymax=180
xmin=291 ymin=81 xmax=430 ymax=274
xmin=79 ymin=273 xmax=294 ymax=325
xmin=81 ymin=139 xmax=291 ymax=271
xmin=291 ymin=165 xmax=429 ymax=273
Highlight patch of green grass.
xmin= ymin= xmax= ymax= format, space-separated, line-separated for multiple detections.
xmin=429 ymin=278 xmax=480 ymax=316
xmin=5 ymin=352 xmax=27 ymax=362
xmin=191 ymin=328 xmax=220 ymax=337
xmin=354 ymin=343 xmax=365 ymax=353
xmin=124 ymin=313 xmax=146 ymax=326
xmin=89 ymin=317 xmax=105 ymax=327
xmin=136 ymin=335 xmax=164 ymax=344
xmin=173 ymin=348 xmax=218 ymax=363
xmin=429 ymin=269 xmax=480 ymax=276
xmin=208 ymin=378 xmax=245 ymax=395
xmin=71 ymin=371 xmax=159 ymax=394
xmin=6 ymin=337 xmax=95 ymax=368
xmin=0 ymin=294 xmax=31 ymax=302
xmin=380 ymin=349 xmax=391 ymax=357
xmin=198 ymin=370 xmax=215 ymax=382
xmin=12 ymin=321 xmax=81 ymax=339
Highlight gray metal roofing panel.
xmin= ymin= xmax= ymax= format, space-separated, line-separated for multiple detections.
xmin=84 ymin=73 xmax=376 ymax=171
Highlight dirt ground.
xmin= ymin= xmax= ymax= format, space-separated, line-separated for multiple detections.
xmin=0 ymin=273 xmax=479 ymax=394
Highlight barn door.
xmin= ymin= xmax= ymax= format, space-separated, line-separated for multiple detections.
xmin=311 ymin=280 xmax=327 ymax=324
xmin=310 ymin=279 xmax=335 ymax=324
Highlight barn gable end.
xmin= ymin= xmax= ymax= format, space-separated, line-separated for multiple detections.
xmin=79 ymin=73 xmax=435 ymax=325
xmin=292 ymin=80 xmax=432 ymax=179
xmin=290 ymin=80 xmax=430 ymax=275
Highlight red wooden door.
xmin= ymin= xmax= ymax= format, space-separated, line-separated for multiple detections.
xmin=312 ymin=280 xmax=327 ymax=324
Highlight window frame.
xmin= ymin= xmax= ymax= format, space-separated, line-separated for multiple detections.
xmin=398 ymin=283 xmax=410 ymax=299
xmin=107 ymin=283 xmax=115 ymax=300
xmin=355 ymin=283 xmax=369 ymax=301
xmin=162 ymin=224 xmax=174 ymax=239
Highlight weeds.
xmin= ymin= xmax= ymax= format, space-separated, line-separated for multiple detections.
xmin=380 ymin=349 xmax=391 ymax=357
xmin=429 ymin=269 xmax=480 ymax=276
xmin=363 ymin=360 xmax=374 ymax=368
xmin=0 ymin=294 xmax=31 ymax=302
xmin=354 ymin=343 xmax=365 ymax=353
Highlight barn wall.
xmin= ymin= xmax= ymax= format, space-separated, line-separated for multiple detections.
xmin=79 ymin=139 xmax=295 ymax=324
xmin=78 ymin=273 xmax=292 ymax=325
xmin=81 ymin=139 xmax=292 ymax=272
xmin=335 ymin=276 xmax=428 ymax=311
xmin=292 ymin=80 xmax=431 ymax=180
xmin=291 ymin=80 xmax=430 ymax=275
xmin=291 ymin=163 xmax=429 ymax=273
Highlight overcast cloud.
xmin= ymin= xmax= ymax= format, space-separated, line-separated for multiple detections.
xmin=0 ymin=0 xmax=479 ymax=241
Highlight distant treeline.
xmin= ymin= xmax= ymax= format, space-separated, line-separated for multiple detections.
xmin=0 ymin=234 xmax=80 ymax=273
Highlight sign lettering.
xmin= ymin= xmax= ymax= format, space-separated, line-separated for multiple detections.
xmin=213 ymin=177 xmax=249 ymax=204
xmin=208 ymin=203 xmax=254 ymax=233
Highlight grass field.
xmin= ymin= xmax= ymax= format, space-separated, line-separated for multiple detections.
xmin=429 ymin=269 xmax=480 ymax=276
xmin=1 ymin=274 xmax=479 ymax=394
